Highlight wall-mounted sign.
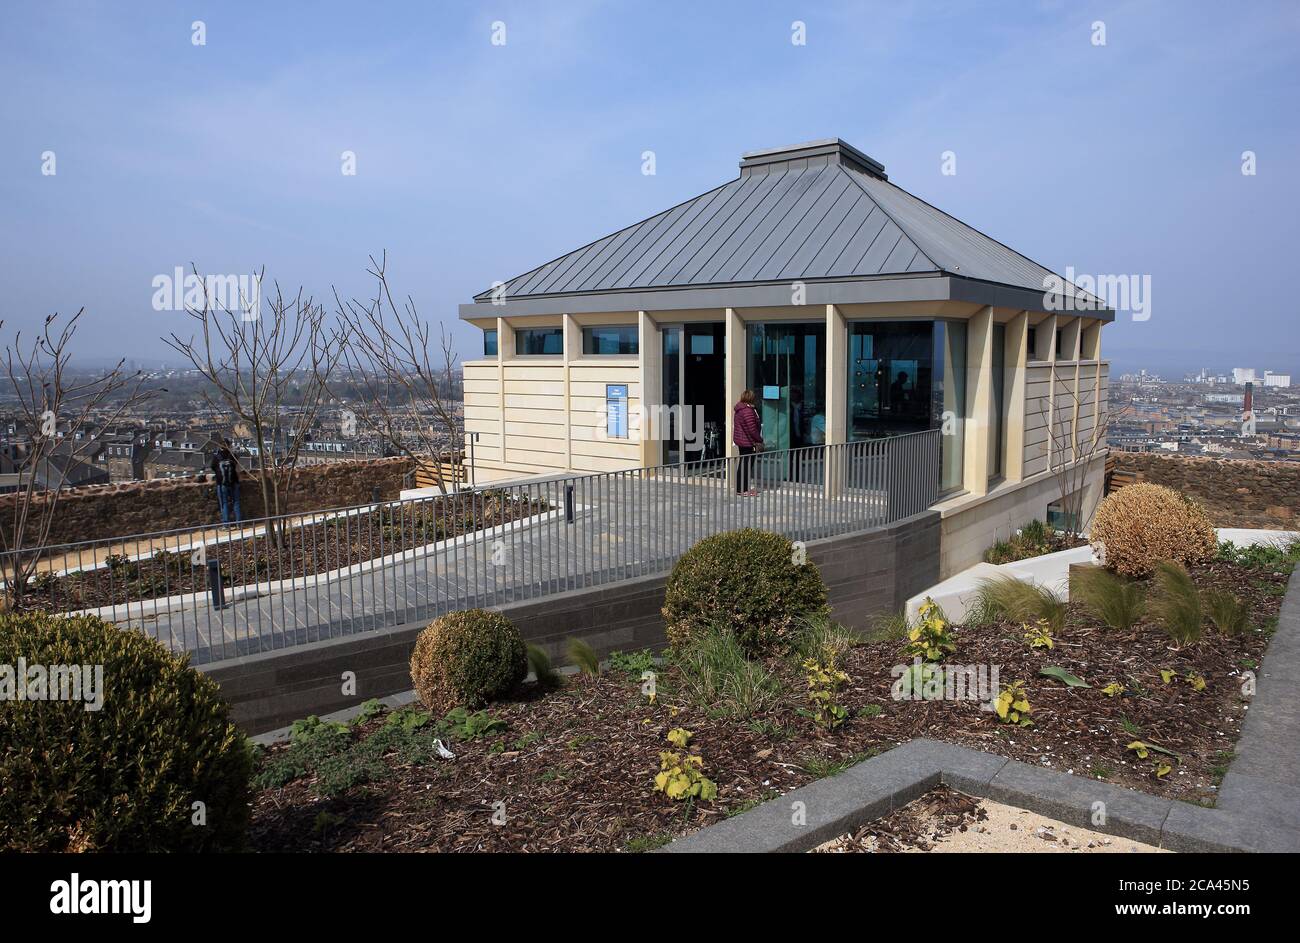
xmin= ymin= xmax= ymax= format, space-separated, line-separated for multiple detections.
xmin=606 ymin=384 xmax=629 ymax=439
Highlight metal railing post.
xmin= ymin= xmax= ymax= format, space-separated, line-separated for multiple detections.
xmin=206 ymin=558 xmax=225 ymax=610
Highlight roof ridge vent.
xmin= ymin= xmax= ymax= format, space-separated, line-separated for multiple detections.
xmin=739 ymin=138 xmax=886 ymax=180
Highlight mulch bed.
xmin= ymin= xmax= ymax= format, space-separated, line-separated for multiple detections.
xmin=248 ymin=557 xmax=1290 ymax=853
xmin=27 ymin=491 xmax=546 ymax=611
xmin=813 ymin=785 xmax=987 ymax=852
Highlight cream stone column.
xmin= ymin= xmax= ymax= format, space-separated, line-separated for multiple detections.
xmin=724 ymin=307 xmax=745 ymax=491
xmin=824 ymin=303 xmax=848 ymax=497
xmin=637 ymin=310 xmax=661 ymax=468
xmin=496 ymin=316 xmax=513 ymax=468
xmin=724 ymin=307 xmax=745 ymax=457
xmin=562 ymin=314 xmax=580 ymax=471
xmin=1004 ymin=311 xmax=1029 ymax=483
xmin=962 ymin=306 xmax=994 ymax=496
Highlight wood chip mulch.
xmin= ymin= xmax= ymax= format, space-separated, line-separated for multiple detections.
xmin=248 ymin=557 xmax=1290 ymax=853
xmin=813 ymin=785 xmax=987 ymax=852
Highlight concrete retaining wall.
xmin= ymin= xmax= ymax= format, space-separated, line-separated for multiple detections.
xmin=205 ymin=510 xmax=940 ymax=733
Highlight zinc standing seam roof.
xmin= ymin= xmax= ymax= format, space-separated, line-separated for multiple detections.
xmin=474 ymin=140 xmax=1097 ymax=306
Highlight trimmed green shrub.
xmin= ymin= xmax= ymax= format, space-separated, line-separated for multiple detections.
xmin=662 ymin=528 xmax=829 ymax=654
xmin=0 ymin=612 xmax=251 ymax=852
xmin=410 ymin=609 xmax=527 ymax=712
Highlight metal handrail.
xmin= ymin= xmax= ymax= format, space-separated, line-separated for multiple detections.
xmin=4 ymin=429 xmax=941 ymax=664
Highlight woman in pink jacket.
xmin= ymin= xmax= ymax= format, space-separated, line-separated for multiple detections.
xmin=732 ymin=390 xmax=763 ymax=495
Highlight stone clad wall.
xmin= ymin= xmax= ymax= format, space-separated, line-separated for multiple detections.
xmin=1111 ymin=453 xmax=1300 ymax=528
xmin=2 ymin=457 xmax=416 ymax=547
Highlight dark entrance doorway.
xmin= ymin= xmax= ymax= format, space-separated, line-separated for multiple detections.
xmin=661 ymin=322 xmax=726 ymax=466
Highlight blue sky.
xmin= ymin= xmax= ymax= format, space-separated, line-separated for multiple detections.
xmin=2 ymin=0 xmax=1298 ymax=376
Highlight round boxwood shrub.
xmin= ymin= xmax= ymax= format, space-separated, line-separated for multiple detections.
xmin=1089 ymin=483 xmax=1217 ymax=578
xmin=0 ymin=612 xmax=251 ymax=852
xmin=662 ymin=528 xmax=830 ymax=654
xmin=410 ymin=609 xmax=527 ymax=713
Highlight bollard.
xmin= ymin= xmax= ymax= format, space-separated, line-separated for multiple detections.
xmin=207 ymin=558 xmax=225 ymax=609
xmin=565 ymin=484 xmax=575 ymax=524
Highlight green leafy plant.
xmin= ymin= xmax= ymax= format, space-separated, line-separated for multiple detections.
xmin=349 ymin=699 xmax=385 ymax=727
xmin=673 ymin=625 xmax=780 ymax=719
xmin=1216 ymin=537 xmax=1300 ymax=571
xmin=994 ymin=680 xmax=1033 ymax=727
xmin=1023 ymin=619 xmax=1054 ymax=649
xmin=662 ymin=528 xmax=830 ymax=655
xmin=525 ymin=643 xmax=561 ymax=689
xmin=1147 ymin=560 xmax=1204 ymax=648
xmin=566 ymin=637 xmax=600 ymax=677
xmin=1203 ymin=589 xmax=1249 ymax=636
xmin=442 ymin=707 xmax=507 ymax=740
xmin=983 ymin=519 xmax=1063 ymax=564
xmin=653 ymin=729 xmax=717 ymax=802
xmin=904 ymin=597 xmax=956 ymax=661
xmin=1126 ymin=739 xmax=1179 ymax=778
xmin=1039 ymin=666 xmax=1089 ymax=688
xmin=974 ymin=575 xmax=1067 ymax=633
xmin=290 ymin=715 xmax=350 ymax=744
xmin=0 ymin=612 xmax=252 ymax=852
xmin=409 ymin=609 xmax=527 ymax=712
xmin=802 ymin=655 xmax=850 ymax=730
xmin=608 ymin=648 xmax=656 ymax=678
xmin=1069 ymin=565 xmax=1146 ymax=631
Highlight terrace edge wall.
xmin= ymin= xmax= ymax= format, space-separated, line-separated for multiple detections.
xmin=204 ymin=510 xmax=940 ymax=733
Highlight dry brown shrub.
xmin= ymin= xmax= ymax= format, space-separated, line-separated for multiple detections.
xmin=1089 ymin=483 xmax=1217 ymax=578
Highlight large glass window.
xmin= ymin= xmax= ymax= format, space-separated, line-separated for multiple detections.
xmin=847 ymin=320 xmax=965 ymax=493
xmin=747 ymin=322 xmax=826 ymax=483
xmin=989 ymin=323 xmax=1005 ymax=481
xmin=483 ymin=328 xmax=498 ymax=357
xmin=848 ymin=322 xmax=933 ymax=440
xmin=515 ymin=327 xmax=563 ymax=355
xmin=934 ymin=321 xmax=967 ymax=493
xmin=582 ymin=325 xmax=638 ymax=355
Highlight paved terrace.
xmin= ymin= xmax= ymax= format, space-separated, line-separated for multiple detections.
xmin=110 ymin=462 xmax=908 ymax=664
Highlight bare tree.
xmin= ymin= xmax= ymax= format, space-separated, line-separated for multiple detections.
xmin=334 ymin=252 xmax=462 ymax=493
xmin=1 ymin=311 xmax=152 ymax=610
xmin=163 ymin=267 xmax=342 ymax=545
xmin=1040 ymin=372 xmax=1129 ymax=535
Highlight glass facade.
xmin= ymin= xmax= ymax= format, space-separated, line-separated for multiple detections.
xmin=515 ymin=327 xmax=563 ymax=355
xmin=746 ymin=323 xmax=826 ymax=483
xmin=989 ymin=323 xmax=1005 ymax=481
xmin=847 ymin=320 xmax=967 ymax=493
xmin=582 ymin=325 xmax=638 ymax=355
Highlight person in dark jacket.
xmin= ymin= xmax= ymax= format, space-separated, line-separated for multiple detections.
xmin=732 ymin=390 xmax=763 ymax=495
xmin=210 ymin=439 xmax=242 ymax=525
